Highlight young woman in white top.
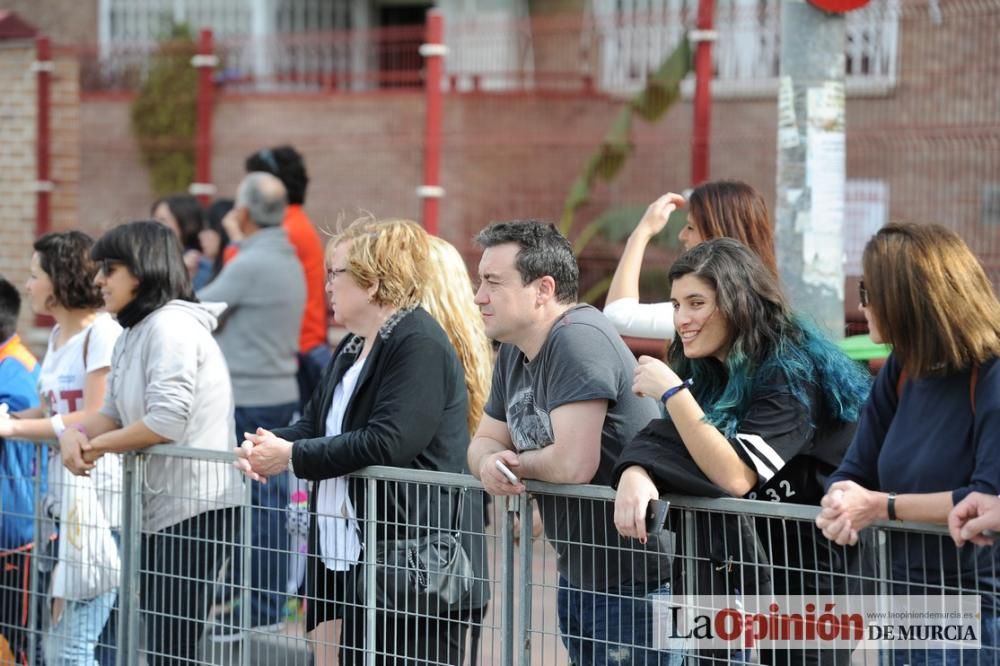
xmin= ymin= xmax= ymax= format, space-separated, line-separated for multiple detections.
xmin=0 ymin=231 xmax=123 ymax=666
xmin=603 ymin=180 xmax=777 ymax=340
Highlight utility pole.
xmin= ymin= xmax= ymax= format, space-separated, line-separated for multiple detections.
xmin=774 ymin=1 xmax=848 ymax=340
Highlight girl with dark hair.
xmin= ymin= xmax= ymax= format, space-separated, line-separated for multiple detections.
xmin=613 ymin=238 xmax=870 ymax=664
xmin=59 ymin=220 xmax=241 ymax=665
xmin=604 ymin=180 xmax=776 ymax=340
xmin=200 ymin=198 xmax=233 ymax=285
xmin=0 ymin=231 xmax=122 ymax=666
xmin=152 ymin=194 xmax=211 ymax=289
xmin=151 ymin=194 xmax=203 ymax=252
xmin=817 ymin=223 xmax=1000 ymax=665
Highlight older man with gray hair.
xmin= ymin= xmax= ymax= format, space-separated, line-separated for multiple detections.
xmin=198 ymin=171 xmax=306 ymax=636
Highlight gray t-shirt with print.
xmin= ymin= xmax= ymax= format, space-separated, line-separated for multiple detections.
xmin=484 ymin=304 xmax=668 ymax=591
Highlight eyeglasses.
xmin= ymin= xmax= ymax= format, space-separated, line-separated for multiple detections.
xmin=326 ymin=267 xmax=349 ymax=283
xmin=858 ymin=280 xmax=869 ymax=308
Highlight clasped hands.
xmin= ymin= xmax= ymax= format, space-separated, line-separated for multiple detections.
xmin=233 ymin=427 xmax=293 ymax=483
xmin=815 ymin=480 xmax=883 ymax=546
xmin=60 ymin=428 xmax=102 ymax=477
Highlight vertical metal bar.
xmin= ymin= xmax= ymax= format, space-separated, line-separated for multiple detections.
xmin=365 ymin=477 xmax=377 ymax=666
xmin=876 ymin=527 xmax=890 ymax=656
xmin=690 ymin=0 xmax=715 ymax=185
xmin=240 ymin=476 xmax=253 ymax=666
xmin=682 ymin=509 xmax=696 ymax=599
xmin=35 ymin=34 xmax=51 ymax=239
xmin=419 ymin=10 xmax=445 ymax=235
xmin=34 ymin=35 xmax=52 ymax=330
xmin=500 ymin=495 xmax=517 ymax=666
xmin=27 ymin=444 xmax=45 ymax=666
xmin=192 ymin=28 xmax=215 ymax=206
xmin=517 ymin=494 xmax=532 ymax=666
xmin=118 ymin=452 xmax=144 ymax=665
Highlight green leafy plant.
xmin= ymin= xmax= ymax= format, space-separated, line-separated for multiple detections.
xmin=130 ymin=24 xmax=198 ymax=196
xmin=560 ymin=37 xmax=693 ymax=303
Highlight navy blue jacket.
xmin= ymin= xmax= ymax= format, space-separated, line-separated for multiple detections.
xmin=829 ymin=353 xmax=1000 ymax=610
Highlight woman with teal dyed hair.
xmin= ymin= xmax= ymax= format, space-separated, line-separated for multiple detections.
xmin=612 ymin=238 xmax=871 ymax=664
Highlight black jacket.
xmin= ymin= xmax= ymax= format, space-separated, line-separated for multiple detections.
xmin=273 ymin=306 xmax=489 ymax=609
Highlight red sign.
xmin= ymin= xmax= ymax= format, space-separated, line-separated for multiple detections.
xmin=807 ymin=0 xmax=871 ymax=12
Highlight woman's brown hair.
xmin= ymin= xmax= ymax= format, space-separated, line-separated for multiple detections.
xmin=863 ymin=222 xmax=1000 ymax=377
xmin=688 ymin=180 xmax=777 ymax=277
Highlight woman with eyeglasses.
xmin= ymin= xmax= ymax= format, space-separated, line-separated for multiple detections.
xmin=59 ymin=220 xmax=242 ymax=666
xmin=603 ymin=180 xmax=776 ymax=340
xmin=613 ymin=238 xmax=870 ymax=665
xmin=0 ymin=231 xmax=122 ymax=666
xmin=234 ymin=217 xmax=476 ymax=666
xmin=817 ymin=223 xmax=1000 ymax=665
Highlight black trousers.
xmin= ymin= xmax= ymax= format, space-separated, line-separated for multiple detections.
xmin=140 ymin=507 xmax=236 ymax=665
xmin=340 ymin=603 xmax=470 ymax=666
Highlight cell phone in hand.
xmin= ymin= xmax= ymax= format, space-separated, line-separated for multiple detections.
xmin=646 ymin=498 xmax=669 ymax=535
xmin=494 ymin=459 xmax=520 ymax=485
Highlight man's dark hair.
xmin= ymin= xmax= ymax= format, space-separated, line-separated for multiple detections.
xmin=245 ymin=145 xmax=309 ymax=205
xmin=475 ymin=221 xmax=579 ymax=303
xmin=0 ymin=277 xmax=22 ymax=342
xmin=91 ymin=221 xmax=196 ymax=328
xmin=34 ymin=231 xmax=104 ymax=311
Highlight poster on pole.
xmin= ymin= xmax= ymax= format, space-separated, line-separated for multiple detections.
xmin=844 ymin=180 xmax=889 ymax=275
xmin=802 ymin=83 xmax=846 ymax=295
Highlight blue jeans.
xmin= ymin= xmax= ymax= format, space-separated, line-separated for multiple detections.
xmin=557 ymin=576 xmax=684 ymax=666
xmin=235 ymin=402 xmax=297 ymax=627
xmin=890 ymin=612 xmax=1000 ymax=665
xmin=43 ymin=589 xmax=117 ymax=666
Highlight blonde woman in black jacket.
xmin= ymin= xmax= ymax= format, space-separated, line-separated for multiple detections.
xmin=236 ymin=217 xmax=478 ymax=665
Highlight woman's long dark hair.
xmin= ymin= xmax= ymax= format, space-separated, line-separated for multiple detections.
xmin=151 ymin=194 xmax=204 ymax=252
xmin=91 ymin=221 xmax=196 ymax=328
xmin=668 ymin=239 xmax=869 ymax=436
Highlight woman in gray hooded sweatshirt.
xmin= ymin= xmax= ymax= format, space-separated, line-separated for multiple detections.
xmin=61 ymin=220 xmax=242 ymax=665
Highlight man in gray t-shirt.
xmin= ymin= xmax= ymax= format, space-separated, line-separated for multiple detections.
xmin=467 ymin=221 xmax=670 ymax=665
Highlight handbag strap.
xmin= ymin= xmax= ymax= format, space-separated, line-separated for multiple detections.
xmin=447 ymin=486 xmax=467 ymax=536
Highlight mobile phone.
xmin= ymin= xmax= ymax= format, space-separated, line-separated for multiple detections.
xmin=646 ymin=498 xmax=670 ymax=535
xmin=494 ymin=459 xmax=520 ymax=485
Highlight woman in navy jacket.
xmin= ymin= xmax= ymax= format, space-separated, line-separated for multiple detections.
xmin=817 ymin=223 xmax=1000 ymax=665
xmin=236 ymin=218 xmax=480 ymax=665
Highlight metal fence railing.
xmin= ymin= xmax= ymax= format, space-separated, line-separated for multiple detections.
xmin=0 ymin=445 xmax=997 ymax=665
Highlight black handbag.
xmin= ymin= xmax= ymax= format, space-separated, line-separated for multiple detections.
xmin=356 ymin=488 xmax=473 ymax=616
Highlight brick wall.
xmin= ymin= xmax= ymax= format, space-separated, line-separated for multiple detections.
xmin=0 ymin=40 xmax=38 ymax=334
xmin=0 ymin=37 xmax=80 ymax=349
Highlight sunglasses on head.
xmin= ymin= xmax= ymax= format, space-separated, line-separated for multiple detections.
xmin=257 ymin=148 xmax=279 ymax=173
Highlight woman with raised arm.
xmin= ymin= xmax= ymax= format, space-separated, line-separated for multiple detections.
xmin=817 ymin=223 xmax=1000 ymax=665
xmin=0 ymin=231 xmax=122 ymax=666
xmin=604 ymin=180 xmax=775 ymax=340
